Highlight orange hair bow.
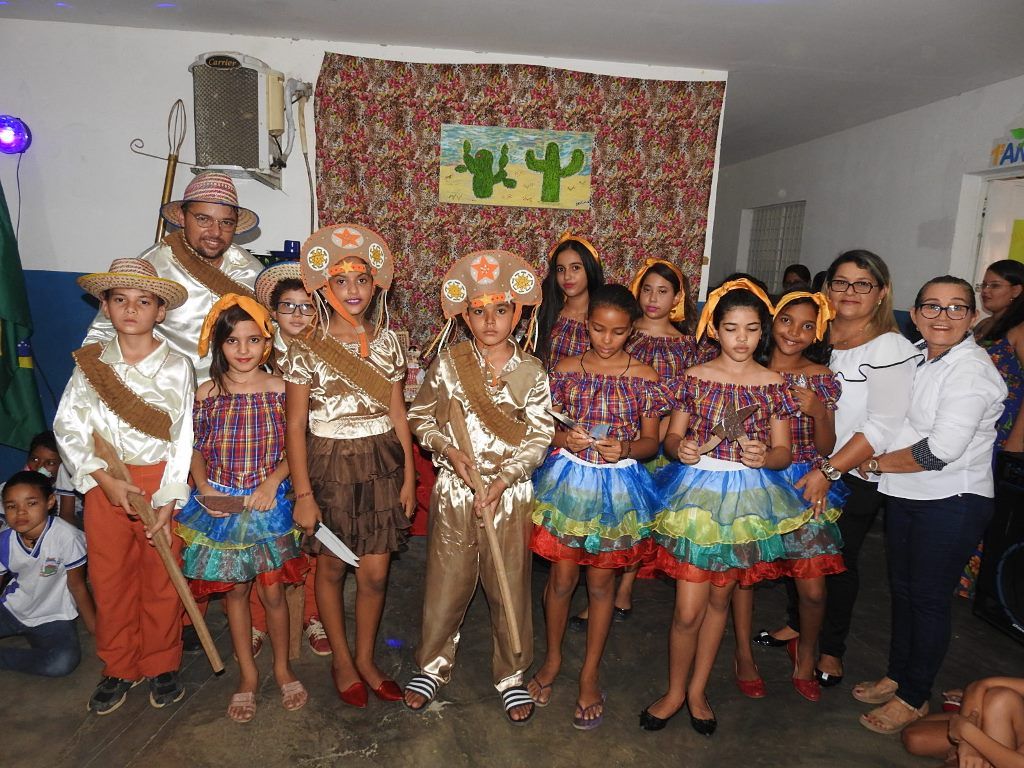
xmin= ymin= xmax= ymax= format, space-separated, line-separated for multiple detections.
xmin=629 ymin=258 xmax=688 ymax=322
xmin=198 ymin=293 xmax=275 ymax=363
xmin=773 ymin=291 xmax=836 ymax=341
xmin=695 ymin=278 xmax=774 ymax=341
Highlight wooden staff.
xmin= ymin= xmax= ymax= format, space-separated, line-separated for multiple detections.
xmin=447 ymin=403 xmax=522 ymax=656
xmin=92 ymin=432 xmax=225 ymax=675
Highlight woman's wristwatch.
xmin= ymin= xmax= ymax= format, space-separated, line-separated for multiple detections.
xmin=866 ymin=458 xmax=880 ymax=475
xmin=819 ymin=459 xmax=842 ymax=481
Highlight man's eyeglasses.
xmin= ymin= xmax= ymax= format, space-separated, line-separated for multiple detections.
xmin=187 ymin=211 xmax=237 ymax=231
xmin=276 ymin=301 xmax=316 ymax=316
xmin=828 ymin=278 xmax=878 ymax=294
xmin=975 ymin=281 xmax=1011 ymax=291
xmin=915 ymin=303 xmax=971 ymax=320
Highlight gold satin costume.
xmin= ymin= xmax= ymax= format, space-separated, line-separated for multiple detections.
xmin=407 ymin=341 xmax=553 ymax=691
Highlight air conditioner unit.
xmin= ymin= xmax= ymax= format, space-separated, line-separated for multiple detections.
xmin=190 ymin=51 xmax=285 ymax=189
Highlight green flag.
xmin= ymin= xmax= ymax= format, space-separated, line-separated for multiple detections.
xmin=0 ymin=179 xmax=45 ymax=450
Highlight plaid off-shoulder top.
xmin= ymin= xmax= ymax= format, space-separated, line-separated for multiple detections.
xmin=548 ymin=316 xmax=590 ymax=370
xmin=550 ymin=371 xmax=672 ymax=464
xmin=781 ymin=371 xmax=841 ymax=465
xmin=672 ymin=377 xmax=798 ymax=463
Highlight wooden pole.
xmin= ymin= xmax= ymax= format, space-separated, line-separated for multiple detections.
xmin=92 ymin=432 xmax=225 ymax=675
xmin=447 ymin=403 xmax=522 ymax=657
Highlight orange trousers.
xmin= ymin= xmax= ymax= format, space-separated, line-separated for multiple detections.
xmin=84 ymin=463 xmax=183 ymax=679
xmin=250 ymin=554 xmax=319 ymax=631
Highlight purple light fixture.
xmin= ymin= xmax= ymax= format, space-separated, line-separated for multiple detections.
xmin=0 ymin=115 xmax=31 ymax=155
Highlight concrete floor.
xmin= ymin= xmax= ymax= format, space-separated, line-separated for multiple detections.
xmin=3 ymin=520 xmax=1023 ymax=768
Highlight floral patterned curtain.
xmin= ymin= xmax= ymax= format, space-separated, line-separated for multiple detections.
xmin=315 ymin=52 xmax=725 ymax=346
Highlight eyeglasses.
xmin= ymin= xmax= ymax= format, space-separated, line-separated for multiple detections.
xmin=276 ymin=301 xmax=316 ymax=316
xmin=828 ymin=278 xmax=878 ymax=294
xmin=187 ymin=211 xmax=237 ymax=231
xmin=975 ymin=281 xmax=1011 ymax=291
xmin=915 ymin=303 xmax=972 ymax=320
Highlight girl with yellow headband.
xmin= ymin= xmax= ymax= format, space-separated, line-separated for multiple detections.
xmin=640 ymin=279 xmax=808 ymax=736
xmin=282 ymin=225 xmax=415 ymax=709
xmin=535 ymin=233 xmax=605 ymax=370
xmin=731 ymin=290 xmax=848 ymax=704
xmin=176 ymin=294 xmax=308 ymax=722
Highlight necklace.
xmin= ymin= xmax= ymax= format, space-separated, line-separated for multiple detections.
xmin=830 ymin=323 xmax=869 ymax=348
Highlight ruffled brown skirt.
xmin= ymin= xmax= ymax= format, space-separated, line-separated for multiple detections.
xmin=307 ymin=430 xmax=410 ymax=556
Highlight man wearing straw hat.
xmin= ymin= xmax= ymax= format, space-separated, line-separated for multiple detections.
xmin=83 ymin=172 xmax=264 ymax=381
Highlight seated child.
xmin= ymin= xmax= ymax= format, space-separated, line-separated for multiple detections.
xmin=0 ymin=471 xmax=95 ymax=676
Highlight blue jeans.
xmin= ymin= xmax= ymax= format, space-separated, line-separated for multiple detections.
xmin=0 ymin=603 xmax=81 ymax=677
xmin=885 ymin=493 xmax=993 ymax=708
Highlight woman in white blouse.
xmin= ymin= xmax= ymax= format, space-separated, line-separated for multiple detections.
xmin=852 ymin=276 xmax=1005 ymax=735
xmin=761 ymin=250 xmax=921 ymax=689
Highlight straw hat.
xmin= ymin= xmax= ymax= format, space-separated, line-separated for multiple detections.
xmin=160 ymin=172 xmax=259 ymax=235
xmin=254 ymin=261 xmax=302 ymax=310
xmin=78 ymin=258 xmax=188 ymax=310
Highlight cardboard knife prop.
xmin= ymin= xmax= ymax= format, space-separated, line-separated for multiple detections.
xmin=314 ymin=522 xmax=361 ymax=568
xmin=546 ymin=408 xmax=612 ymax=440
xmin=696 ymin=403 xmax=759 ymax=454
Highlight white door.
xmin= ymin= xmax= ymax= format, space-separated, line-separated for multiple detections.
xmin=975 ymin=178 xmax=1024 ymax=285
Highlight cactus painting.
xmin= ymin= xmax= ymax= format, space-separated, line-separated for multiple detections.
xmin=524 ymin=142 xmax=585 ymax=203
xmin=440 ymin=124 xmax=592 ymax=210
xmin=455 ymin=140 xmax=517 ymax=198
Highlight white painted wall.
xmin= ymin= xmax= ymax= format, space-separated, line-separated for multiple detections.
xmin=0 ymin=18 xmax=725 ymax=274
xmin=709 ymin=72 xmax=1024 ymax=308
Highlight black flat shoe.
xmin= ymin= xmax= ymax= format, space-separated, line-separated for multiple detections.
xmin=688 ymin=700 xmax=717 ymax=736
xmin=639 ymin=702 xmax=682 ymax=731
xmin=568 ymin=615 xmax=587 ymax=633
xmin=613 ymin=607 xmax=632 ymax=623
xmin=753 ymin=628 xmax=794 ymax=648
xmin=814 ymin=667 xmax=844 ymax=688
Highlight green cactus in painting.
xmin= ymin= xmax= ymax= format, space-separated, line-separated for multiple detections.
xmin=524 ymin=142 xmax=585 ymax=203
xmin=454 ymin=140 xmax=517 ymax=198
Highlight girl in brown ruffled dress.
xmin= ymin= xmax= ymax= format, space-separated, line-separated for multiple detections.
xmin=283 ymin=225 xmax=416 ymax=708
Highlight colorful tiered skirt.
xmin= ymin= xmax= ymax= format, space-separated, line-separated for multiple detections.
xmin=644 ymin=456 xmax=845 ymax=586
xmin=176 ymin=479 xmax=306 ymax=598
xmin=531 ymin=449 xmax=657 ymax=568
xmin=774 ymin=461 xmax=848 ymax=579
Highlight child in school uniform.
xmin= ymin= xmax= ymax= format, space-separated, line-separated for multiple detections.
xmin=0 ymin=470 xmax=94 ymax=677
xmin=403 ymin=250 xmax=553 ymax=723
xmin=284 ymin=225 xmax=416 ymax=707
xmin=54 ymin=258 xmax=195 ymax=715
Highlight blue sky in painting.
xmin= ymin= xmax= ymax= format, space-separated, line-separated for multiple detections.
xmin=440 ymin=124 xmax=593 ymax=174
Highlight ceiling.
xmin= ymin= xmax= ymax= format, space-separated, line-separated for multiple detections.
xmin=5 ymin=0 xmax=1024 ymax=165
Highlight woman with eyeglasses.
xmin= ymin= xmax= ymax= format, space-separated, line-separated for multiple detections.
xmin=758 ymin=250 xmax=920 ymax=691
xmin=852 ymin=276 xmax=1005 ymax=735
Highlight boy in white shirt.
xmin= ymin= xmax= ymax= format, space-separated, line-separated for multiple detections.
xmin=0 ymin=471 xmax=94 ymax=676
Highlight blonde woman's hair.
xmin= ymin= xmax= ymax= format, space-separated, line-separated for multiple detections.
xmin=826 ymin=249 xmax=899 ymax=335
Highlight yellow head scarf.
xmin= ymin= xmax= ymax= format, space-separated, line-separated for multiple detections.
xmin=198 ymin=293 xmax=275 ymax=364
xmin=629 ymin=258 xmax=688 ymax=322
xmin=548 ymin=231 xmax=601 ymax=265
xmin=695 ymin=278 xmax=774 ymax=341
xmin=772 ymin=291 xmax=836 ymax=341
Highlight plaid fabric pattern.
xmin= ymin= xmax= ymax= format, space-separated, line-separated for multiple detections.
xmin=781 ymin=371 xmax=840 ymax=464
xmin=194 ymin=392 xmax=286 ymax=490
xmin=673 ymin=377 xmax=797 ymax=463
xmin=549 ymin=316 xmax=590 ymax=370
xmin=695 ymin=336 xmax=720 ymax=365
xmin=550 ymin=371 xmax=672 ymax=463
xmin=626 ymin=332 xmax=700 ymax=381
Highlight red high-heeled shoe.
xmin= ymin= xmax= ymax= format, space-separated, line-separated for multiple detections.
xmin=787 ymin=639 xmax=821 ymax=703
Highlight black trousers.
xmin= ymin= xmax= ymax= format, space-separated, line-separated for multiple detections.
xmin=784 ymin=473 xmax=884 ymax=658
